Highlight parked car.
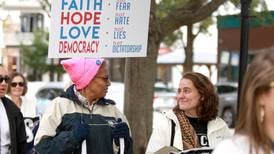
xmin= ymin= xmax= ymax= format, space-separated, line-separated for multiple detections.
xmin=153 ymin=82 xmax=177 ymax=112
xmin=27 ymin=81 xmax=125 ymax=115
xmin=27 ymin=81 xmax=238 ymax=130
xmin=216 ymin=82 xmax=238 ymax=128
xmin=27 ymin=82 xmax=66 ymax=116
xmin=26 ymin=81 xmax=177 ymax=133
xmin=27 ymin=81 xmax=177 ymax=115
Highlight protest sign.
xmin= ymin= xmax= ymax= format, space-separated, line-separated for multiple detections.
xmin=48 ymin=0 xmax=151 ymax=58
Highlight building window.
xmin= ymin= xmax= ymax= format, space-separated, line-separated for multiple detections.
xmin=20 ymin=13 xmax=44 ymax=32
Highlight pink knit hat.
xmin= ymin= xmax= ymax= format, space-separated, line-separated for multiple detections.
xmin=61 ymin=58 xmax=104 ymax=90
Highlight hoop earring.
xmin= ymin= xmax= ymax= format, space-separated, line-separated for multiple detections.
xmin=260 ymin=107 xmax=265 ymax=123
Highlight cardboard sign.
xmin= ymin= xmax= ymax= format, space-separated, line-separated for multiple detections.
xmin=48 ymin=0 xmax=151 ymax=58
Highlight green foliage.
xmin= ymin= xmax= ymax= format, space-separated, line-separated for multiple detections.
xmin=21 ymin=30 xmax=48 ymax=80
xmin=199 ymin=17 xmax=213 ymax=34
xmin=158 ymin=0 xmax=213 ymax=47
xmin=230 ymin=0 xmax=262 ymax=9
xmin=159 ymin=0 xmax=267 ymax=48
xmin=156 ymin=0 xmax=187 ymax=19
xmin=163 ymin=30 xmax=183 ymax=47
xmin=21 ymin=30 xmax=64 ymax=81
xmin=162 ymin=17 xmax=213 ymax=47
xmin=230 ymin=0 xmax=241 ymax=7
xmin=157 ymin=0 xmax=187 ymax=47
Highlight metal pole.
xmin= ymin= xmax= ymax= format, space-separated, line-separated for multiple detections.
xmin=237 ymin=0 xmax=251 ymax=116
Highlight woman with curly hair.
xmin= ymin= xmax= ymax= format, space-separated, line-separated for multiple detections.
xmin=146 ymin=72 xmax=231 ymax=153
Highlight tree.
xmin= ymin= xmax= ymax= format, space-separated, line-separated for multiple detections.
xmin=158 ymin=1 xmax=213 ymax=73
xmin=159 ymin=0 xmax=264 ymax=73
xmin=124 ymin=0 xmax=228 ymax=153
xmin=183 ymin=17 xmax=213 ymax=72
xmin=21 ymin=30 xmax=49 ymax=81
xmin=21 ymin=30 xmax=64 ymax=81
xmin=126 ymin=0 xmax=270 ymax=152
xmin=163 ymin=17 xmax=213 ymax=73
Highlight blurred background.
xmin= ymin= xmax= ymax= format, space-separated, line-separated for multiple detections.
xmin=1 ymin=0 xmax=274 ymax=152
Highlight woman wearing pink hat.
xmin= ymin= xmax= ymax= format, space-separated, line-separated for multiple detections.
xmin=34 ymin=58 xmax=132 ymax=154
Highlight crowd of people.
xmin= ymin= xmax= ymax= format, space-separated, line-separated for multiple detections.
xmin=0 ymin=51 xmax=273 ymax=154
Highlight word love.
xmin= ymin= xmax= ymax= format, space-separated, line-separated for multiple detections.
xmin=60 ymin=26 xmax=99 ymax=39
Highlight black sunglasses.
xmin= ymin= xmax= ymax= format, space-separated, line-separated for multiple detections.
xmin=11 ymin=82 xmax=25 ymax=87
xmin=0 ymin=75 xmax=10 ymax=83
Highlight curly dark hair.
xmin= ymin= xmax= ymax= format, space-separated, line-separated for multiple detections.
xmin=7 ymin=72 xmax=28 ymax=96
xmin=182 ymin=72 xmax=219 ymax=122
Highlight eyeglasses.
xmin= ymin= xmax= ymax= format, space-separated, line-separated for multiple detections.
xmin=11 ymin=82 xmax=25 ymax=87
xmin=0 ymin=75 xmax=10 ymax=83
xmin=95 ymin=76 xmax=110 ymax=82
xmin=177 ymin=88 xmax=192 ymax=95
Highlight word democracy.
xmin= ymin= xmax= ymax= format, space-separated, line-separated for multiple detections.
xmin=59 ymin=40 xmax=99 ymax=53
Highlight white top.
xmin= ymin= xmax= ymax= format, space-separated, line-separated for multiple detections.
xmin=6 ymin=95 xmax=37 ymax=118
xmin=146 ymin=110 xmax=232 ymax=153
xmin=0 ymin=99 xmax=11 ymax=154
xmin=213 ymin=134 xmax=274 ymax=154
xmin=20 ymin=96 xmax=37 ymax=118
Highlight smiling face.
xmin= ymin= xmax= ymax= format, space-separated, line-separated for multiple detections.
xmin=177 ymin=78 xmax=201 ymax=117
xmin=10 ymin=75 xmax=25 ymax=97
xmin=83 ymin=62 xmax=111 ymax=102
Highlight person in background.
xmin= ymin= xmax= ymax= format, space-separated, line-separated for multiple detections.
xmin=213 ymin=51 xmax=274 ymax=154
xmin=34 ymin=58 xmax=133 ymax=154
xmin=0 ymin=65 xmax=27 ymax=154
xmin=146 ymin=72 xmax=231 ymax=153
xmin=6 ymin=72 xmax=38 ymax=154
xmin=7 ymin=72 xmax=37 ymax=118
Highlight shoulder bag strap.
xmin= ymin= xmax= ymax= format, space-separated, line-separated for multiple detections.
xmin=170 ymin=120 xmax=175 ymax=146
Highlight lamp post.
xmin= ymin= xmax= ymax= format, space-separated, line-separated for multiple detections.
xmin=237 ymin=0 xmax=251 ymax=116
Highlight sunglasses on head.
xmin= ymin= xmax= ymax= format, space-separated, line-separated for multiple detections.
xmin=11 ymin=82 xmax=25 ymax=87
xmin=0 ymin=75 xmax=10 ymax=83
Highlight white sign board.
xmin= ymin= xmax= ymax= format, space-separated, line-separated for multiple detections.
xmin=48 ymin=0 xmax=151 ymax=58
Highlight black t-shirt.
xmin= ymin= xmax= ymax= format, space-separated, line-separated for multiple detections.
xmin=187 ymin=116 xmax=209 ymax=147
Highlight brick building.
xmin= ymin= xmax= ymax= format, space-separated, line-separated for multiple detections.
xmin=217 ymin=11 xmax=274 ymax=81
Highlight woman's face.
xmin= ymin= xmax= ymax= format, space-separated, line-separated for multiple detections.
xmin=84 ymin=63 xmax=111 ymax=101
xmin=10 ymin=76 xmax=25 ymax=97
xmin=260 ymin=87 xmax=274 ymax=141
xmin=177 ymin=78 xmax=201 ymax=117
